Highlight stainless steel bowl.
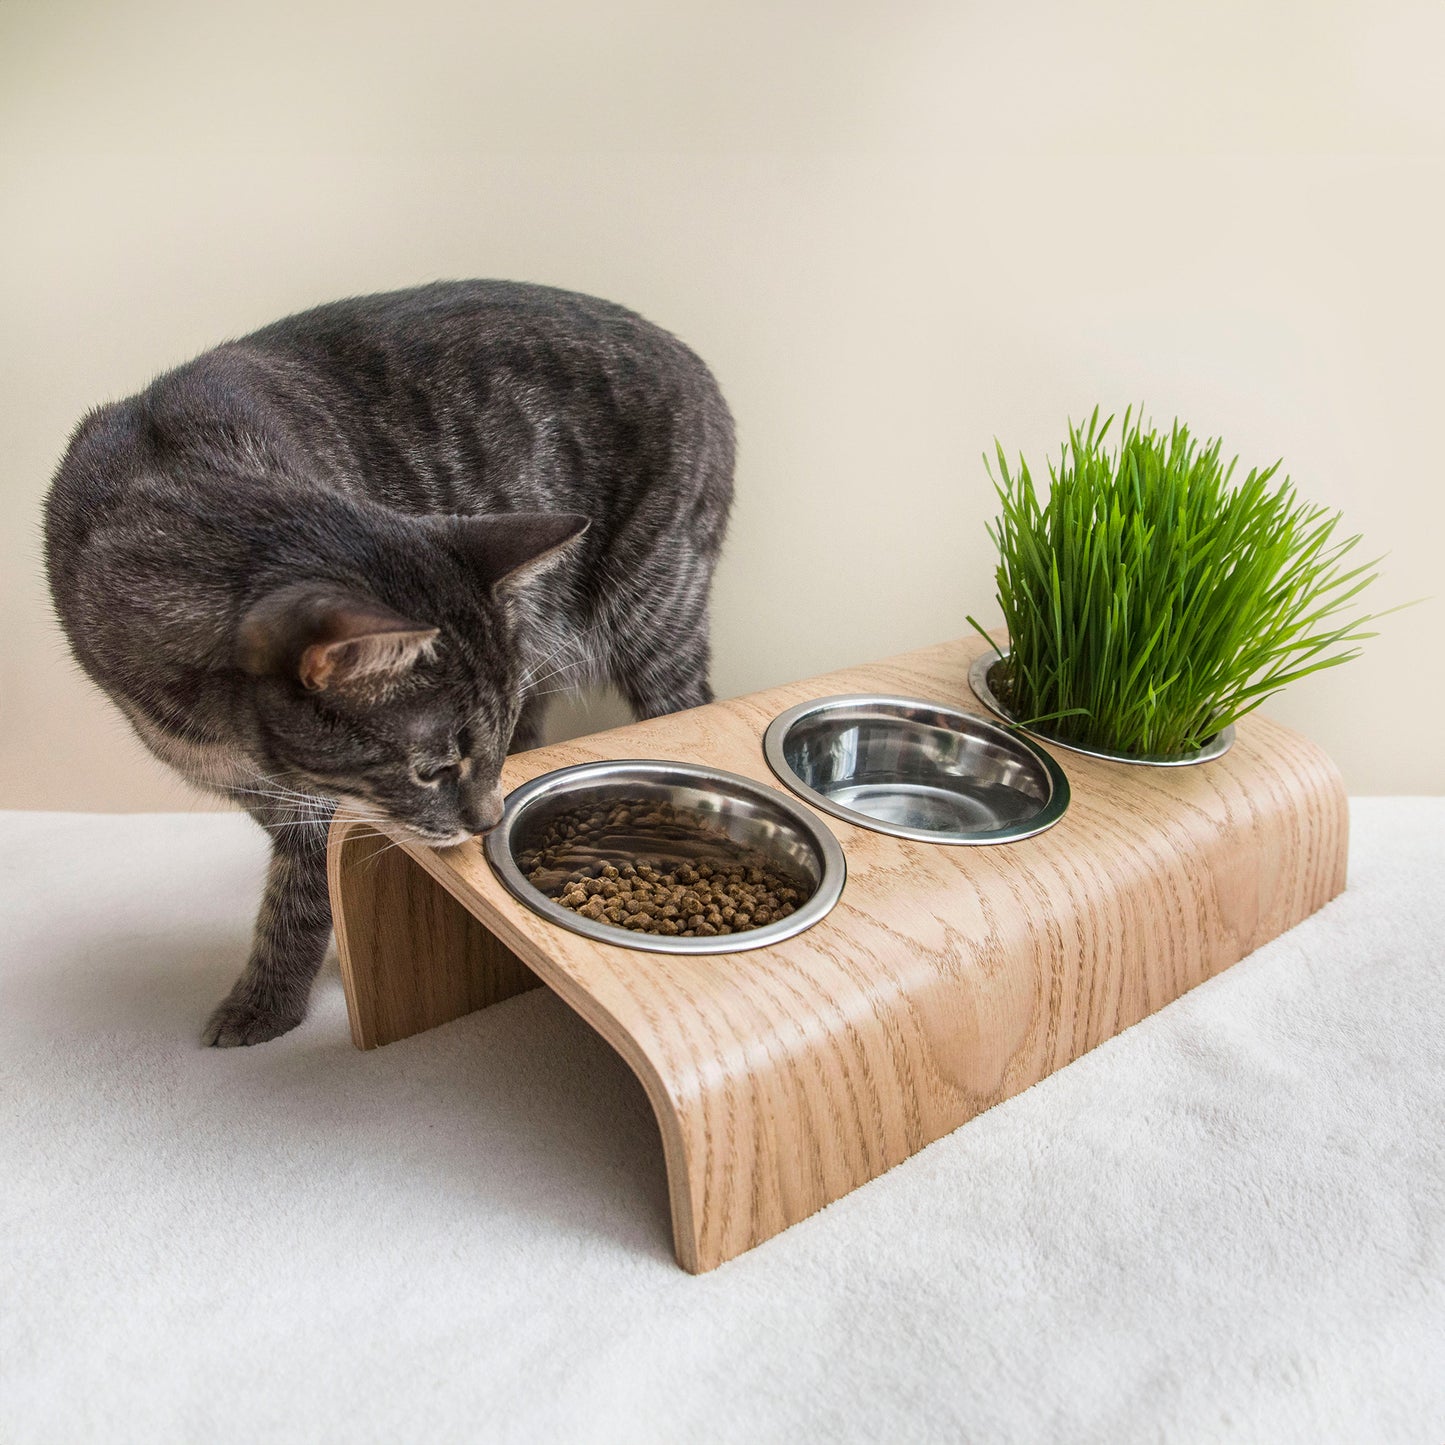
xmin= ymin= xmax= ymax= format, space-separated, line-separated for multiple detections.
xmin=763 ymin=694 xmax=1070 ymax=845
xmin=968 ymin=649 xmax=1236 ymax=767
xmin=484 ymin=760 xmax=846 ymax=954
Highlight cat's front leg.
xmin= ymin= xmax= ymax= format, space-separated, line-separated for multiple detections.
xmin=203 ymin=816 xmax=333 ymax=1047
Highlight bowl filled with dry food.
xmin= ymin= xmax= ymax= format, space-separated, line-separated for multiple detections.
xmin=483 ymin=760 xmax=846 ymax=954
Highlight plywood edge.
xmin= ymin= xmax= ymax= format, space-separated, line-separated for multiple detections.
xmin=328 ymin=815 xmax=376 ymax=1050
xmin=338 ymin=823 xmax=708 ymax=1272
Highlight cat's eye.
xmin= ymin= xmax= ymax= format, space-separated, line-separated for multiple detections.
xmin=413 ymin=759 xmax=460 ymax=785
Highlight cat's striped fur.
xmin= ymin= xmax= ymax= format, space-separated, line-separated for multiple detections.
xmin=45 ymin=281 xmax=734 ymax=1045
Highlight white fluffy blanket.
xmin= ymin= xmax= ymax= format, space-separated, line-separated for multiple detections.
xmin=2 ymin=800 xmax=1442 ymax=1443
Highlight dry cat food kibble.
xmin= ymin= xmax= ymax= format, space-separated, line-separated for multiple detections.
xmin=516 ymin=798 xmax=810 ymax=938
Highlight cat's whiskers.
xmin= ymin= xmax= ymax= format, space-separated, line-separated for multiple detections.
xmin=517 ymin=618 xmax=607 ymax=692
xmin=522 ymin=664 xmax=584 ymax=696
xmin=229 ymin=787 xmax=330 ymax=808
xmin=251 ymin=814 xmax=401 ymax=836
xmin=228 ymin=781 xmax=334 ymax=812
xmin=522 ymin=684 xmax=582 ymax=702
xmin=240 ymin=773 xmax=333 ymax=804
xmin=517 ymin=633 xmax=581 ymax=689
xmin=351 ymin=835 xmax=411 ymax=874
xmin=228 ymin=795 xmax=337 ymax=824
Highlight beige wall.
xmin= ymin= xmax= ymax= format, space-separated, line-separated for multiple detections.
xmin=2 ymin=0 xmax=1442 ymax=809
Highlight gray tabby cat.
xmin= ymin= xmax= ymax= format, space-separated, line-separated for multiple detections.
xmin=45 ymin=281 xmax=734 ymax=1045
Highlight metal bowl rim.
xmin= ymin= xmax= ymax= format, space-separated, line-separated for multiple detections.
xmin=483 ymin=757 xmax=847 ymax=955
xmin=967 ymin=649 xmax=1236 ymax=767
xmin=762 ymin=692 xmax=1071 ymax=846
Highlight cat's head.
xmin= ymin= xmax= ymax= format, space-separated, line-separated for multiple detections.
xmin=236 ymin=511 xmax=588 ymax=845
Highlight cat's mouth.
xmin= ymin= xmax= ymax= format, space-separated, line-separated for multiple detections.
xmin=406 ymin=825 xmax=480 ymax=848
xmin=322 ymin=789 xmax=483 ymax=848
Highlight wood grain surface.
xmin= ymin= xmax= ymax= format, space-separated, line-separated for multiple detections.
xmin=330 ymin=826 xmax=539 ymax=1050
xmin=329 ymin=633 xmax=1349 ymax=1273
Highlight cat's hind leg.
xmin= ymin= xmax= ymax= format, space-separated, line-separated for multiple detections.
xmin=614 ymin=625 xmax=714 ymax=721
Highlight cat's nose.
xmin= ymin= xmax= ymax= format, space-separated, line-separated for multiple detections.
xmin=462 ymin=786 xmax=505 ymax=835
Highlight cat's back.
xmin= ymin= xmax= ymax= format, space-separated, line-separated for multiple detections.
xmin=253 ymin=279 xmax=657 ymax=345
xmin=240 ymin=279 xmax=734 ymax=513
xmin=45 ymin=280 xmax=734 ymax=675
xmin=247 ymin=280 xmax=722 ymax=406
xmin=44 ymin=280 xmax=734 ymax=771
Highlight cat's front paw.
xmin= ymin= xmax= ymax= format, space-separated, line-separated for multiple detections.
xmin=202 ymin=992 xmax=305 ymax=1047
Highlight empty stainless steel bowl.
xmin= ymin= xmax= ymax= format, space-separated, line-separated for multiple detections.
xmin=484 ymin=759 xmax=846 ymax=954
xmin=763 ymin=695 xmax=1070 ymax=845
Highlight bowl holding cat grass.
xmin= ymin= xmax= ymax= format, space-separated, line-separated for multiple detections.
xmin=483 ymin=759 xmax=846 ymax=954
xmin=763 ymin=694 xmax=1070 ymax=842
xmin=965 ymin=407 xmax=1384 ymax=767
xmin=967 ymin=651 xmax=1235 ymax=766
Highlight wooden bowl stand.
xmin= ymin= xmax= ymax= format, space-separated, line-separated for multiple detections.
xmin=327 ymin=634 xmax=1348 ymax=1273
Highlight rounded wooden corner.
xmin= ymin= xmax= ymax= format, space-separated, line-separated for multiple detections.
xmin=326 ymin=816 xmax=708 ymax=1272
xmin=574 ymin=1014 xmax=707 ymax=1273
xmin=328 ymin=816 xmax=385 ymax=1050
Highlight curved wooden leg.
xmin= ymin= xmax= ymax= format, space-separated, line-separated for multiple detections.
xmin=328 ymin=820 xmax=539 ymax=1049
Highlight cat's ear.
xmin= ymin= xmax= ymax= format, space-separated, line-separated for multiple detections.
xmin=237 ymin=584 xmax=439 ymax=693
xmin=441 ymin=512 xmax=590 ymax=590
